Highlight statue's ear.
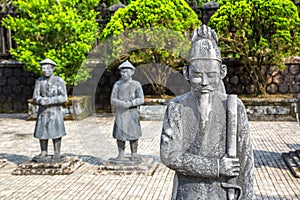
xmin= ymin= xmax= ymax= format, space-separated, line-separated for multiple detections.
xmin=183 ymin=66 xmax=189 ymax=80
xmin=130 ymin=69 xmax=135 ymax=75
xmin=220 ymin=64 xmax=227 ymax=79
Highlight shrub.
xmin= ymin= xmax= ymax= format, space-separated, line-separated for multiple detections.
xmin=3 ymin=0 xmax=99 ymax=87
xmin=99 ymin=0 xmax=200 ymax=69
xmin=98 ymin=0 xmax=200 ymax=96
xmin=209 ymin=0 xmax=300 ymax=95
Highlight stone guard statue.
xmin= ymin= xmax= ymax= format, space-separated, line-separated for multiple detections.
xmin=160 ymin=25 xmax=254 ymax=200
xmin=33 ymin=58 xmax=67 ymax=161
xmin=111 ymin=60 xmax=144 ymax=161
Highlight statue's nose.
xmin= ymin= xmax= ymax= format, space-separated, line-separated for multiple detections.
xmin=202 ymin=73 xmax=209 ymax=85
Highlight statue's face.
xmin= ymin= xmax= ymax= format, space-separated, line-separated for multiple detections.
xmin=187 ymin=59 xmax=222 ymax=93
xmin=120 ymin=68 xmax=134 ymax=81
xmin=41 ymin=64 xmax=55 ymax=77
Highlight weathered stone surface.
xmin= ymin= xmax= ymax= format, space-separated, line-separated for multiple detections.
xmin=267 ymin=83 xmax=278 ymax=94
xmin=110 ymin=60 xmax=144 ymax=161
xmin=0 ymin=60 xmax=35 ymax=113
xmin=230 ymin=75 xmax=239 ymax=84
xmin=279 ymin=83 xmax=289 ymax=93
xmin=139 ymin=105 xmax=166 ymax=121
xmin=160 ymin=25 xmax=254 ymax=200
xmin=289 ymin=64 xmax=299 ymax=75
xmin=290 ymin=83 xmax=299 ymax=93
xmin=97 ymin=156 xmax=158 ymax=176
xmin=12 ymin=156 xmax=83 ymax=175
xmin=241 ymin=97 xmax=298 ymax=121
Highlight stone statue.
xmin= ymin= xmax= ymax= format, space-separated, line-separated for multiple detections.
xmin=160 ymin=25 xmax=254 ymax=200
xmin=111 ymin=60 xmax=144 ymax=161
xmin=33 ymin=58 xmax=67 ymax=161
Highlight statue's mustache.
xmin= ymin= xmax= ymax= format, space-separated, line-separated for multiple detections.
xmin=192 ymin=84 xmax=214 ymax=92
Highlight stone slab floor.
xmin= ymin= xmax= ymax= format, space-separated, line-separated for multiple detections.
xmin=0 ymin=114 xmax=299 ymax=199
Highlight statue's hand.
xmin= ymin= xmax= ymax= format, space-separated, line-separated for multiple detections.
xmin=119 ymin=101 xmax=132 ymax=108
xmin=219 ymin=157 xmax=240 ymax=177
xmin=40 ymin=97 xmax=51 ymax=106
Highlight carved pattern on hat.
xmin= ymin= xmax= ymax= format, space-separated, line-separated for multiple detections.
xmin=188 ymin=25 xmax=221 ymax=62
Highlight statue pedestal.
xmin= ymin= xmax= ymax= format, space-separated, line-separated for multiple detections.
xmin=0 ymin=157 xmax=7 ymax=168
xmin=282 ymin=150 xmax=300 ymax=178
xmin=12 ymin=156 xmax=82 ymax=175
xmin=97 ymin=156 xmax=159 ymax=176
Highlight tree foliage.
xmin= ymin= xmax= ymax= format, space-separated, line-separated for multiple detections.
xmin=3 ymin=0 xmax=99 ymax=87
xmin=209 ymin=0 xmax=300 ymax=95
xmin=99 ymin=0 xmax=200 ymax=69
xmin=97 ymin=0 xmax=200 ymax=96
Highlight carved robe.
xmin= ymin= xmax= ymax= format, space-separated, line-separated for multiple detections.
xmin=160 ymin=91 xmax=254 ymax=200
xmin=33 ymin=76 xmax=67 ymax=139
xmin=111 ymin=79 xmax=144 ymax=141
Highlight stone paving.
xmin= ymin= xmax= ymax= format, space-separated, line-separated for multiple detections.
xmin=0 ymin=113 xmax=300 ymax=199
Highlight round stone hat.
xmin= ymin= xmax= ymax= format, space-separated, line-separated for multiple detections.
xmin=39 ymin=58 xmax=57 ymax=66
xmin=118 ymin=60 xmax=135 ymax=70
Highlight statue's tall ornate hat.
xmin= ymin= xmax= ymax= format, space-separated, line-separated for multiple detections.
xmin=188 ymin=25 xmax=221 ymax=62
xmin=39 ymin=58 xmax=57 ymax=66
xmin=118 ymin=60 xmax=135 ymax=70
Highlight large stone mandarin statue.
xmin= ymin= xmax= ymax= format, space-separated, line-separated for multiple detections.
xmin=160 ymin=25 xmax=254 ymax=200
xmin=111 ymin=60 xmax=144 ymax=161
xmin=33 ymin=58 xmax=67 ymax=160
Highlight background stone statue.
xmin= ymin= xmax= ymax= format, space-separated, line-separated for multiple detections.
xmin=160 ymin=25 xmax=254 ymax=200
xmin=111 ymin=60 xmax=144 ymax=161
xmin=33 ymin=58 xmax=67 ymax=161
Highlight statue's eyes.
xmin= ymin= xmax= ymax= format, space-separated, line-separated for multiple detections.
xmin=191 ymin=72 xmax=202 ymax=77
xmin=207 ymin=72 xmax=217 ymax=78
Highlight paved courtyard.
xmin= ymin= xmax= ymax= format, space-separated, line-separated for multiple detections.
xmin=0 ymin=113 xmax=300 ymax=199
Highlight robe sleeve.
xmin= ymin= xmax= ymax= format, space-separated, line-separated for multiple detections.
xmin=49 ymin=77 xmax=67 ymax=104
xmin=33 ymin=78 xmax=42 ymax=105
xmin=131 ymin=82 xmax=144 ymax=106
xmin=110 ymin=82 xmax=126 ymax=107
xmin=236 ymin=99 xmax=254 ymax=200
xmin=160 ymin=102 xmax=220 ymax=178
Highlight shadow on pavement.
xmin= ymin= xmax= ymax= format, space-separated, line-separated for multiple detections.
xmin=254 ymin=149 xmax=289 ymax=169
xmin=0 ymin=153 xmax=30 ymax=165
xmin=0 ymin=153 xmax=104 ymax=166
xmin=64 ymin=153 xmax=104 ymax=165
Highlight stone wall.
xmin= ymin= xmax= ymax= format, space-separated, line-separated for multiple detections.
xmin=223 ymin=57 xmax=300 ymax=95
xmin=0 ymin=61 xmax=36 ymax=112
xmin=1 ymin=58 xmax=299 ymax=113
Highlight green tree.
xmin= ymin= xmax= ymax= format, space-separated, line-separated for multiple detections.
xmin=209 ymin=0 xmax=300 ymax=96
xmin=3 ymin=0 xmax=99 ymax=87
xmin=99 ymin=0 xmax=200 ymax=95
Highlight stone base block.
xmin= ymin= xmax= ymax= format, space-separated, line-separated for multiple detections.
xmin=0 ymin=157 xmax=7 ymax=168
xmin=139 ymin=105 xmax=166 ymax=121
xmin=96 ymin=156 xmax=159 ymax=176
xmin=282 ymin=150 xmax=300 ymax=178
xmin=12 ymin=156 xmax=83 ymax=175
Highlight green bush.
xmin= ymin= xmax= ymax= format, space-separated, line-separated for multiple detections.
xmin=97 ymin=0 xmax=200 ymax=96
xmin=3 ymin=0 xmax=99 ymax=87
xmin=99 ymin=0 xmax=200 ymax=69
xmin=209 ymin=0 xmax=300 ymax=95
